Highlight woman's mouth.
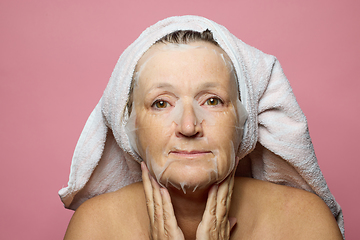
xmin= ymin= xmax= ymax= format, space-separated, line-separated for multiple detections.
xmin=168 ymin=150 xmax=212 ymax=159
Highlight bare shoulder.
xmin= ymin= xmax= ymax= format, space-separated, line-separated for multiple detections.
xmin=64 ymin=182 xmax=149 ymax=240
xmin=231 ymin=177 xmax=342 ymax=240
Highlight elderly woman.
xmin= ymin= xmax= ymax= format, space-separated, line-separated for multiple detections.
xmin=60 ymin=16 xmax=343 ymax=239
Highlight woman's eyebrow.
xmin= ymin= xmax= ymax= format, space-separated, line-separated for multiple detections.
xmin=201 ymin=82 xmax=221 ymax=88
xmin=145 ymin=82 xmax=175 ymax=95
xmin=146 ymin=82 xmax=222 ymax=95
xmin=154 ymin=83 xmax=174 ymax=89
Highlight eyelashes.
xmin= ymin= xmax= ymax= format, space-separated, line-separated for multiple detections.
xmin=152 ymin=100 xmax=170 ymax=109
xmin=151 ymin=96 xmax=224 ymax=110
xmin=204 ymin=97 xmax=223 ymax=106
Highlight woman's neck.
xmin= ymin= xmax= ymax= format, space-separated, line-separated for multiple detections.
xmin=167 ymin=186 xmax=211 ymax=239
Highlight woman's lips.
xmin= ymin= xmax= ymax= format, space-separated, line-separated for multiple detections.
xmin=168 ymin=150 xmax=212 ymax=159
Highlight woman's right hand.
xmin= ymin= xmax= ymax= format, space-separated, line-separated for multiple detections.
xmin=141 ymin=162 xmax=185 ymax=240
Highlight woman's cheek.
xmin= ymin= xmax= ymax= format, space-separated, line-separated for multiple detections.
xmin=212 ymin=115 xmax=239 ymax=179
xmin=137 ymin=114 xmax=169 ymax=158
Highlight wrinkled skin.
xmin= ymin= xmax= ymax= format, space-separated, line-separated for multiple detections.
xmin=141 ymin=162 xmax=237 ymax=240
xmin=133 ymin=41 xmax=242 ymax=239
xmin=133 ymin=42 xmax=242 ymax=192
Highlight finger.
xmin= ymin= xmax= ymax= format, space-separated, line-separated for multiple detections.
xmin=217 ymin=171 xmax=236 ymax=238
xmin=216 ymin=173 xmax=231 ymax=221
xmin=161 ymin=188 xmax=184 ymax=239
xmin=217 ymin=181 xmax=229 ymax=239
xmin=161 ymin=188 xmax=177 ymax=230
xmin=225 ymin=170 xmax=236 ymax=217
xmin=226 ymin=171 xmax=237 ymax=235
xmin=141 ymin=162 xmax=155 ymax=225
xmin=197 ymin=184 xmax=218 ymax=239
xmin=225 ymin=171 xmax=236 ymax=236
xmin=151 ymin=174 xmax=165 ymax=237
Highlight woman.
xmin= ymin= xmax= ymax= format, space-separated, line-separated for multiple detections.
xmin=60 ymin=16 xmax=343 ymax=239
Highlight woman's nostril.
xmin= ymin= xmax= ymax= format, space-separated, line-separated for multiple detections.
xmin=177 ymin=117 xmax=203 ymax=138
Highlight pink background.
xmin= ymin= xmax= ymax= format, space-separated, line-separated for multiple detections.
xmin=1 ymin=0 xmax=359 ymax=239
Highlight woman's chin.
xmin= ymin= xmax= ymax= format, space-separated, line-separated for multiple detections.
xmin=151 ymin=159 xmax=232 ymax=192
xmin=159 ymin=167 xmax=219 ymax=192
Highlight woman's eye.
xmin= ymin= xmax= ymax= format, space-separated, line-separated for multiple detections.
xmin=205 ymin=97 xmax=222 ymax=106
xmin=152 ymin=100 xmax=169 ymax=109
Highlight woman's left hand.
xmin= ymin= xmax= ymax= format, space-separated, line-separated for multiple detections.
xmin=196 ymin=171 xmax=237 ymax=240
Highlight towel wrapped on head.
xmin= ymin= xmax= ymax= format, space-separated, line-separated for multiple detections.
xmin=58 ymin=15 xmax=344 ymax=237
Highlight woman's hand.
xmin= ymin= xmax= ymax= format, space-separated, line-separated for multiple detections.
xmin=141 ymin=162 xmax=185 ymax=240
xmin=196 ymin=171 xmax=237 ymax=240
xmin=141 ymin=161 xmax=236 ymax=240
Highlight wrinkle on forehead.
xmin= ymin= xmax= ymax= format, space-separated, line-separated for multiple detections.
xmin=133 ymin=42 xmax=235 ymax=86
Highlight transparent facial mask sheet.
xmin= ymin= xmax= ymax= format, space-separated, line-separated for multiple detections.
xmin=132 ymin=43 xmax=234 ymax=86
xmin=125 ymin=43 xmax=248 ymax=193
xmin=126 ymin=98 xmax=248 ymax=194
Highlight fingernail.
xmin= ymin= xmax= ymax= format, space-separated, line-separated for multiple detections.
xmin=141 ymin=162 xmax=144 ymax=170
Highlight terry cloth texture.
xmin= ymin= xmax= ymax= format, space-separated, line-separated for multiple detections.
xmin=58 ymin=15 xmax=344 ymax=237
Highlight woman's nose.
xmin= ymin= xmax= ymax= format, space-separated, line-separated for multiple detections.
xmin=175 ymin=104 xmax=203 ymax=138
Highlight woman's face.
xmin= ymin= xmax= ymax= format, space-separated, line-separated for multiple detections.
xmin=132 ymin=41 xmax=242 ymax=192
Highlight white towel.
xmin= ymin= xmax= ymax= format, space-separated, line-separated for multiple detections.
xmin=58 ymin=15 xmax=344 ymax=236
